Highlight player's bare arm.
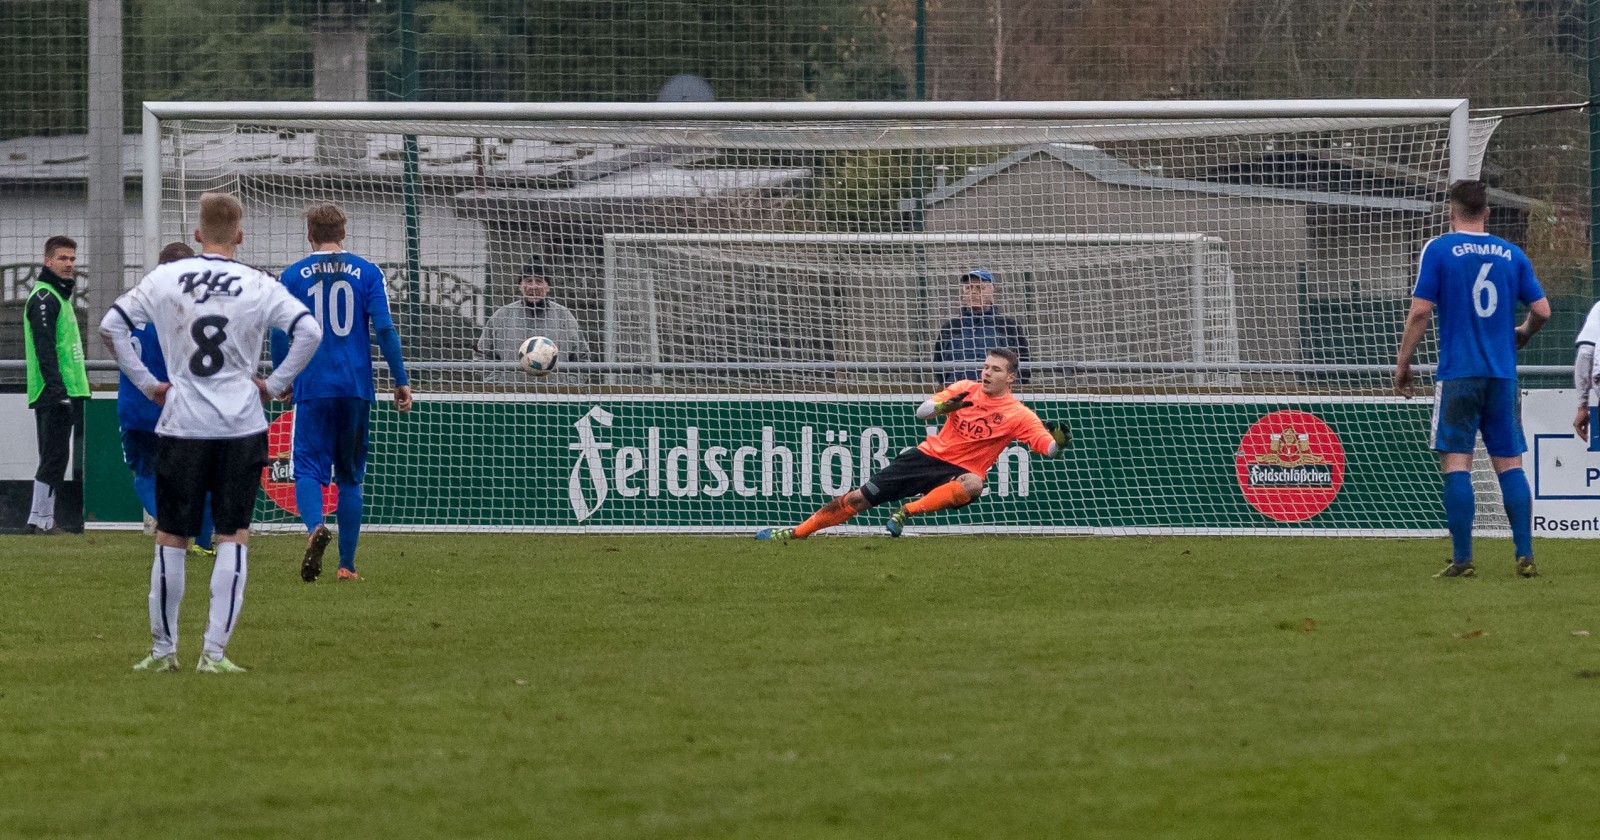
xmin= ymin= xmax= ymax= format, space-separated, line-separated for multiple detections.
xmin=1393 ymin=296 xmax=1434 ymax=397
xmin=1515 ymin=297 xmax=1552 ymax=349
xmin=394 ymin=384 xmax=414 ymax=413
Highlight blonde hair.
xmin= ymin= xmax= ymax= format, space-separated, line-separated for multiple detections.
xmin=197 ymin=192 xmax=243 ymax=245
xmin=304 ymin=203 xmax=347 ymax=245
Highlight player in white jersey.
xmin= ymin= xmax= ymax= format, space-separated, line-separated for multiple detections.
xmin=101 ymin=192 xmax=323 ymax=674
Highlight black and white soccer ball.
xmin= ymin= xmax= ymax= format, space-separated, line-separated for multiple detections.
xmin=518 ymin=336 xmax=559 ymax=376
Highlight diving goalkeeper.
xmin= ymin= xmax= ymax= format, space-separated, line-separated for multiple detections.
xmin=756 ymin=347 xmax=1070 ymax=541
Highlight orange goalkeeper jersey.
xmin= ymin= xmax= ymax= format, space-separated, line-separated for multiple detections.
xmin=918 ymin=380 xmax=1055 ymax=475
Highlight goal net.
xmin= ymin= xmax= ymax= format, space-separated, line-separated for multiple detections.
xmin=142 ymin=100 xmax=1496 ymax=535
xmin=603 ymin=232 xmax=1238 ymax=391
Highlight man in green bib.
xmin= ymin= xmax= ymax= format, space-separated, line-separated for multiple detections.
xmin=23 ymin=235 xmax=88 ymax=534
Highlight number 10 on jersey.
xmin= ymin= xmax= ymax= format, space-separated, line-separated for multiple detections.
xmin=308 ymin=279 xmax=356 ymax=337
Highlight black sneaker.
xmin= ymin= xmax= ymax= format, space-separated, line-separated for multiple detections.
xmin=1516 ymin=557 xmax=1538 ymax=578
xmin=1435 ymin=562 xmax=1476 ymax=578
xmin=301 ymin=525 xmax=331 ymax=583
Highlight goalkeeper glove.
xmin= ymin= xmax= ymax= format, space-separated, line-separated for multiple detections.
xmin=1046 ymin=420 xmax=1072 ymax=451
xmin=933 ymin=390 xmax=975 ymax=415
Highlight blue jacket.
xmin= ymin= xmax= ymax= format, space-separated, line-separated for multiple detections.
xmin=932 ymin=308 xmax=1031 ymax=383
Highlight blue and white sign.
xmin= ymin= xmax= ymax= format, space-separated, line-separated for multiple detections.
xmin=1526 ymin=389 xmax=1600 ymax=537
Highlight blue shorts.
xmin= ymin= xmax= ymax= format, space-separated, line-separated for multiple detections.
xmin=121 ymin=428 xmax=160 ymax=479
xmin=1432 ymin=377 xmax=1525 ymax=457
xmin=292 ymin=397 xmax=371 ymax=486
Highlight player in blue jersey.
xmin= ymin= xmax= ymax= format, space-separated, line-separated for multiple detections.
xmin=1395 ymin=180 xmax=1550 ymax=579
xmin=272 ymin=204 xmax=412 ymax=582
xmin=117 ymin=241 xmax=215 ymax=553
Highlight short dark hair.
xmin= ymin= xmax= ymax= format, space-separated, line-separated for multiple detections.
xmin=1448 ymin=180 xmax=1489 ymax=219
xmin=44 ymin=235 xmax=76 ymax=257
xmin=987 ymin=347 xmax=1020 ymax=374
xmin=157 ymin=241 xmax=195 ymax=264
xmin=519 ymin=258 xmax=550 ymax=282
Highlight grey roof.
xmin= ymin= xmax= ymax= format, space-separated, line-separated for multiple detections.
xmin=460 ymin=164 xmax=810 ymax=202
xmin=0 ymin=135 xmax=150 ymax=184
xmin=916 ymin=143 xmax=1438 ymax=213
xmin=0 ymin=132 xmax=803 ymax=194
xmin=450 ymin=163 xmax=810 ymax=225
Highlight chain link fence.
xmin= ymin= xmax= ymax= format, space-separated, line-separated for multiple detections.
xmin=1 ymin=1 xmax=1594 ymax=365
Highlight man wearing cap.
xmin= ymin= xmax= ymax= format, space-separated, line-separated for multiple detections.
xmin=477 ymin=260 xmax=590 ymax=386
xmin=931 ymin=268 xmax=1032 ymax=385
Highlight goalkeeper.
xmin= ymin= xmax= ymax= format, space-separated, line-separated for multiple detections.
xmin=756 ymin=347 xmax=1069 ymax=541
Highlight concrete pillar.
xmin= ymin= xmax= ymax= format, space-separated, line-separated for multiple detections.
xmin=85 ymin=0 xmax=124 ymax=363
xmin=313 ymin=8 xmax=370 ymax=166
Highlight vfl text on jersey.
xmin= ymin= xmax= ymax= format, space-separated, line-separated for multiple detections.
xmin=177 ymin=269 xmax=246 ymax=303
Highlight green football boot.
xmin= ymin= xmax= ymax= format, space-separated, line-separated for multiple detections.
xmin=195 ymin=656 xmax=248 ymax=674
xmin=885 ymin=507 xmax=911 ymax=538
xmin=132 ymin=654 xmax=181 ymax=673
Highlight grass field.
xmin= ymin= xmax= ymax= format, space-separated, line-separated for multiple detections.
xmin=4 ymin=530 xmax=1600 ymax=838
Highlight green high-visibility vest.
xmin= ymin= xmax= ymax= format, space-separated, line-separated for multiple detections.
xmin=23 ymin=280 xmax=90 ymax=404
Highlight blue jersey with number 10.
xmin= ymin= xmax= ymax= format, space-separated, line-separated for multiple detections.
xmin=277 ymin=250 xmax=394 ymax=402
xmin=1412 ymin=231 xmax=1544 ymax=381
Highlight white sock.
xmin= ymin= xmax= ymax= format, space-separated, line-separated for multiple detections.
xmin=202 ymin=543 xmax=248 ymax=661
xmin=149 ymin=545 xmax=186 ymax=659
xmin=27 ymin=480 xmax=54 ymax=529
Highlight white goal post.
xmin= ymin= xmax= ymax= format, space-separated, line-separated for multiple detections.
xmin=135 ymin=98 xmax=1501 ymax=536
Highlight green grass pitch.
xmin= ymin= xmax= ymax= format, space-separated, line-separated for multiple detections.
xmin=4 ymin=530 xmax=1600 ymax=838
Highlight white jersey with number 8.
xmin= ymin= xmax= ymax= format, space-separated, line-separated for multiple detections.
xmin=111 ymin=254 xmax=313 ymax=439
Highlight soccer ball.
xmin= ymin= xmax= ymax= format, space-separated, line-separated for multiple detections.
xmin=518 ymin=336 xmax=559 ymax=376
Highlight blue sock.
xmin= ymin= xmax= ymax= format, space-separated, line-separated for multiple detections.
xmin=1498 ymin=467 xmax=1533 ymax=559
xmin=132 ymin=473 xmax=157 ymax=519
xmin=296 ymin=478 xmax=326 ymax=532
xmin=195 ymin=497 xmax=215 ymax=551
xmin=1443 ymin=471 xmax=1475 ymax=563
xmin=336 ymin=482 xmax=363 ymax=572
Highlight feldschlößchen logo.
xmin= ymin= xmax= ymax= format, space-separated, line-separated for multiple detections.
xmin=1234 ymin=409 xmax=1346 ymax=522
xmin=261 ymin=409 xmax=337 ymax=516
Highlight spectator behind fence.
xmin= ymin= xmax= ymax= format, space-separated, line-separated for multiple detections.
xmin=476 ymin=260 xmax=590 ymax=386
xmin=932 ymin=268 xmax=1031 ymax=385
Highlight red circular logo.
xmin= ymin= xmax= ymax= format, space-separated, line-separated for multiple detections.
xmin=261 ymin=410 xmax=337 ymax=516
xmin=1234 ymin=410 xmax=1346 ymax=522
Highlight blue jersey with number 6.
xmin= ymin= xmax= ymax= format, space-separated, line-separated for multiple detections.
xmin=1412 ymin=231 xmax=1544 ymax=381
xmin=277 ymin=250 xmax=394 ymax=402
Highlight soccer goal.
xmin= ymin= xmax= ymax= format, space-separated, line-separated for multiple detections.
xmin=138 ymin=98 xmax=1495 ymax=535
xmin=602 ymin=231 xmax=1238 ymax=389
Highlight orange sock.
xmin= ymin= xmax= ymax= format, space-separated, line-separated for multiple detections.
xmin=793 ymin=496 xmax=862 ymax=538
xmin=903 ymin=481 xmax=973 ymax=515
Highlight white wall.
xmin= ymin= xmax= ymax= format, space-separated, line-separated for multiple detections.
xmin=1 ymin=187 xmax=489 ymax=296
xmin=0 ymin=394 xmax=42 ymax=480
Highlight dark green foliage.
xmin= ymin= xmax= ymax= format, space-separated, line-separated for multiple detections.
xmin=0 ymin=1 xmax=89 ymax=136
xmin=0 ymin=0 xmax=907 ymax=141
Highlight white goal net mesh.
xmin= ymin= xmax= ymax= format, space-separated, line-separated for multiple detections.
xmin=147 ymin=107 xmax=1497 ymax=535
